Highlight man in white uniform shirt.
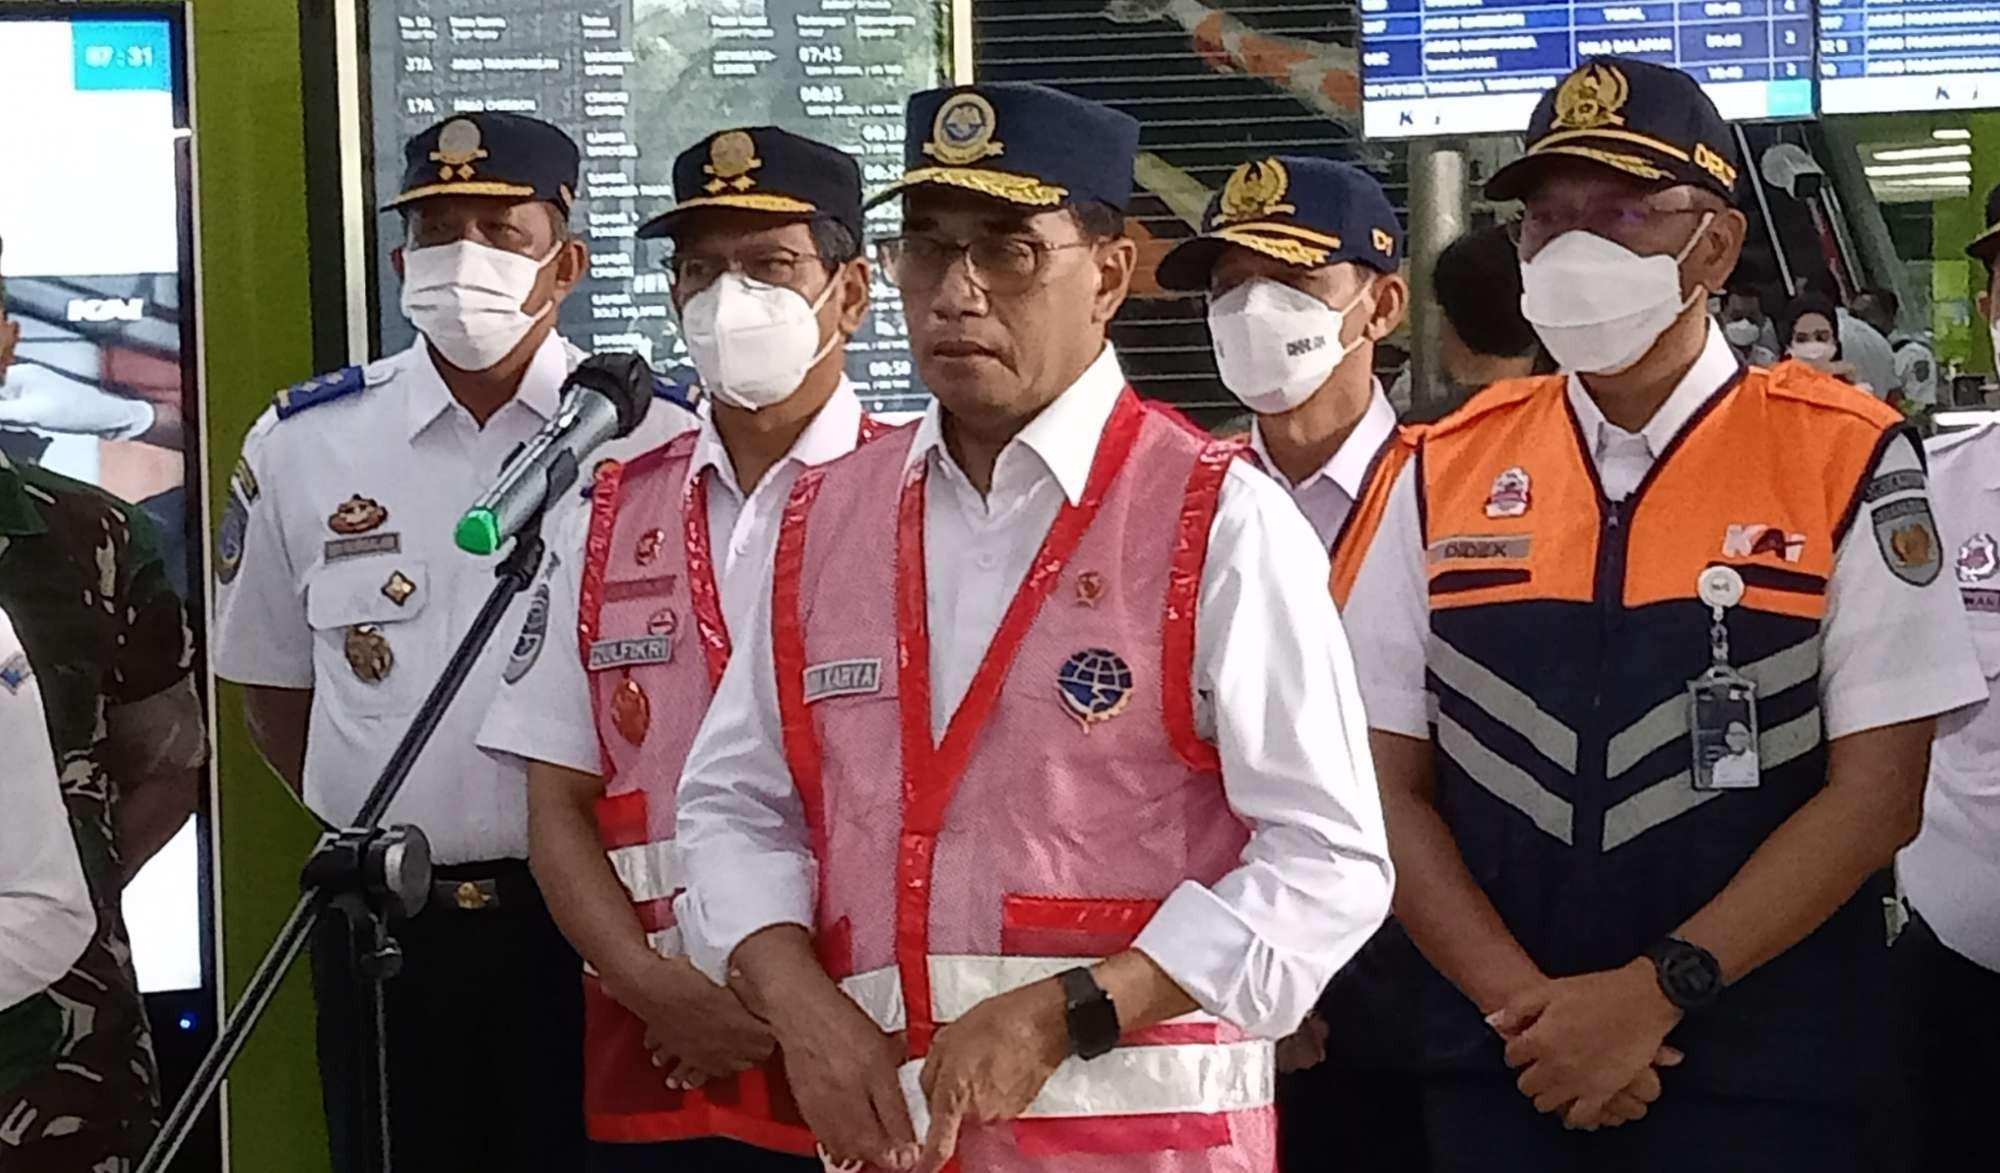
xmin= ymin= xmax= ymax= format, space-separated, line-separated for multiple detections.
xmin=1340 ymin=58 xmax=1983 ymax=1169
xmin=1889 ymin=192 xmax=2000 ymax=1173
xmin=1153 ymin=154 xmax=1409 ymax=551
xmin=211 ymin=114 xmax=694 ymax=1173
xmin=1153 ymin=154 xmax=1427 ymax=1173
xmin=479 ymin=126 xmax=880 ymax=1172
xmin=0 ymin=609 xmax=94 ymax=1095
xmin=674 ymin=83 xmax=1392 ymax=1173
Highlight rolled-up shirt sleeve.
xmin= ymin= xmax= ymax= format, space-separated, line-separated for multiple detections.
xmin=673 ymin=549 xmax=818 ymax=983
xmin=1131 ymin=464 xmax=1394 ymax=1039
xmin=0 ymin=612 xmax=95 ymax=1010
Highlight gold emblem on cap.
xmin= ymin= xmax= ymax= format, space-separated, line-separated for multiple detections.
xmin=1552 ymin=62 xmax=1629 ymax=131
xmin=1693 ymin=142 xmax=1738 ymax=188
xmin=1372 ymin=226 xmax=1396 ymax=256
xmin=925 ymin=93 xmax=1005 ymax=167
xmin=704 ymin=130 xmax=763 ymax=194
xmin=1217 ymin=159 xmax=1297 ymax=225
xmin=431 ymin=118 xmax=490 ymax=182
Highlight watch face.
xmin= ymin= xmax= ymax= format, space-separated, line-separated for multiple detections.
xmin=1661 ymin=946 xmax=1722 ymax=1004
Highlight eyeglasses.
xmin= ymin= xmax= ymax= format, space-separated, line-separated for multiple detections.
xmin=875 ymin=234 xmax=1093 ymax=294
xmin=1508 ymin=193 xmax=1708 ymax=253
xmin=667 ymin=247 xmax=827 ymax=294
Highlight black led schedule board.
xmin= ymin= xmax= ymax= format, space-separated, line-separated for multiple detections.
xmin=1361 ymin=0 xmax=1819 ymax=138
xmin=369 ymin=0 xmax=957 ymax=412
xmin=1822 ymin=0 xmax=2000 ymax=113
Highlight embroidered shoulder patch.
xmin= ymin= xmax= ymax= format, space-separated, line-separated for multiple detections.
xmin=1874 ymin=497 xmax=1942 ymax=586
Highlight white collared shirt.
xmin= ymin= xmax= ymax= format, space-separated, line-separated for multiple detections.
xmin=0 ymin=608 xmax=95 ymax=1010
xmin=1343 ymin=318 xmax=1985 ymax=743
xmin=477 ymin=380 xmax=867 ymax=777
xmin=1903 ymin=423 xmax=2000 ymax=971
xmin=674 ymin=345 xmax=1394 ymax=1039
xmin=211 ymin=334 xmax=697 ymax=864
xmin=1249 ymin=384 xmax=1398 ymax=548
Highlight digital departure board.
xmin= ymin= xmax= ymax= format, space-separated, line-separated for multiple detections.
xmin=1822 ymin=0 xmax=2000 ymax=113
xmin=1361 ymin=0 xmax=1818 ymax=139
xmin=370 ymin=1 xmax=951 ymax=411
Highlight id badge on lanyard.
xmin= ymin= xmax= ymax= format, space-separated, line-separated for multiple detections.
xmin=1689 ymin=566 xmax=1759 ymax=791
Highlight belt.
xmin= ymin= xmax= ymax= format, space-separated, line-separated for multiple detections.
xmin=428 ymin=860 xmax=534 ymax=913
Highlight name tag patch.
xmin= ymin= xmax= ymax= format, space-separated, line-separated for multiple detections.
xmin=324 ymin=533 xmax=401 ymax=564
xmin=589 ymin=635 xmax=672 ymax=671
xmin=804 ymin=658 xmax=882 ymax=703
xmin=1428 ymin=533 xmax=1531 ymax=564
xmin=1961 ymin=588 xmax=2000 ymax=615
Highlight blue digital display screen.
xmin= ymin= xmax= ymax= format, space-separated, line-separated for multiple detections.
xmin=1822 ymin=0 xmax=2000 ymax=114
xmin=1362 ymin=0 xmax=1817 ymax=138
xmin=70 ymin=18 xmax=174 ymax=93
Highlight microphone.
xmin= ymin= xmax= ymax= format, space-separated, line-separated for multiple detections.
xmin=454 ymin=353 xmax=654 ymax=555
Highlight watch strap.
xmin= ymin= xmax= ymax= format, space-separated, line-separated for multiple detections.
xmin=1058 ymin=966 xmax=1120 ymax=1060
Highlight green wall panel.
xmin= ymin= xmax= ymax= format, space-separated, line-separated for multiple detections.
xmin=191 ymin=2 xmax=328 ymax=1169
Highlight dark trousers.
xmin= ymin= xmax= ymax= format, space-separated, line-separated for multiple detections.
xmin=1892 ymin=911 xmax=2000 ymax=1173
xmin=587 ymin=1137 xmax=820 ymax=1172
xmin=1422 ymin=1075 xmax=1869 ymax=1173
xmin=311 ymin=860 xmax=585 ymax=1173
xmin=1278 ymin=1061 xmax=1428 ymax=1173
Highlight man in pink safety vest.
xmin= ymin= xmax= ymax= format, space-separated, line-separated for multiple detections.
xmin=479 ymin=127 xmax=885 ymax=1172
xmin=673 ymin=82 xmax=1395 ymax=1173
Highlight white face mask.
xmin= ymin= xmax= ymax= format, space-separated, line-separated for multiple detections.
xmin=681 ymin=272 xmax=839 ymax=410
xmin=1722 ymin=318 xmax=1761 ymax=348
xmin=1790 ymin=339 xmax=1837 ymax=364
xmin=1518 ymin=213 xmax=1712 ymax=375
xmin=400 ymin=240 xmax=559 ymax=372
xmin=1207 ymin=277 xmax=1371 ymax=415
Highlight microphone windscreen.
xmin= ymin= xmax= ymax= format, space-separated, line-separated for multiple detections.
xmin=563 ymin=353 xmax=655 ymax=438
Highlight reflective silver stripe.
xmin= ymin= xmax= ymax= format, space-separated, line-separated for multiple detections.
xmin=1428 ymin=636 xmax=1579 ymax=772
xmin=1740 ymin=636 xmax=1822 ymax=700
xmin=837 ymin=958 xmax=1273 ymax=1120
xmin=1604 ymin=637 xmax=1824 ymax=779
xmin=1605 ymin=694 xmax=1690 ymax=781
xmin=894 ymin=1043 xmax=1272 ymax=1122
xmin=840 ymin=957 xmax=1223 ymax=1036
xmin=1436 ymin=713 xmax=1574 ymax=845
xmin=607 ymin=839 xmax=680 ymax=904
xmin=1602 ymin=707 xmax=1824 ymax=850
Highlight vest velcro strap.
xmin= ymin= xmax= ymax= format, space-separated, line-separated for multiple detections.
xmin=607 ymin=839 xmax=680 ymax=905
xmin=1428 ymin=635 xmax=1578 ymax=772
xmin=1435 ymin=712 xmax=1575 ymax=845
xmin=1601 ymin=706 xmax=1822 ymax=851
xmin=840 ymin=956 xmax=1273 ymax=1122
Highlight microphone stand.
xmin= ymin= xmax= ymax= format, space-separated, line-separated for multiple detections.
xmin=139 ymin=460 xmax=573 ymax=1173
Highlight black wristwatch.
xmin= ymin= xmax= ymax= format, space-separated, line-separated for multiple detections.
xmin=1057 ymin=967 xmax=1120 ymax=1060
xmin=1642 ymin=937 xmax=1723 ymax=1012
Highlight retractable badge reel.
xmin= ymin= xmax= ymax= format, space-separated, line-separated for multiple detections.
xmin=1690 ymin=566 xmax=1759 ymax=791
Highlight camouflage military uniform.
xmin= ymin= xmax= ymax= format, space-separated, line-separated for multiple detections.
xmin=0 ymin=452 xmax=194 ymax=1172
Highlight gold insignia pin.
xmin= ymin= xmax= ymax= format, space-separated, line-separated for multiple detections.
xmin=703 ymin=129 xmax=763 ymax=194
xmin=328 ymin=495 xmax=389 ymax=536
xmin=345 ymin=624 xmax=394 ymax=684
xmin=924 ymin=93 xmax=1005 ymax=166
xmin=431 ymin=118 xmax=489 ymax=182
xmin=382 ymin=571 xmax=417 ymax=607
xmin=454 ymin=881 xmax=490 ymax=911
xmin=1552 ymin=62 xmax=1629 ymax=131
xmin=1217 ymin=159 xmax=1297 ymax=225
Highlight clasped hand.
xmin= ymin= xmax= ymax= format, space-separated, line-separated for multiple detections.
xmin=1488 ymin=959 xmax=1685 ymax=1131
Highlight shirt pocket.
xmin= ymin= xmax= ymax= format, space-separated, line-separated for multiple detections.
xmin=305 ymin=560 xmax=435 ymax=716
